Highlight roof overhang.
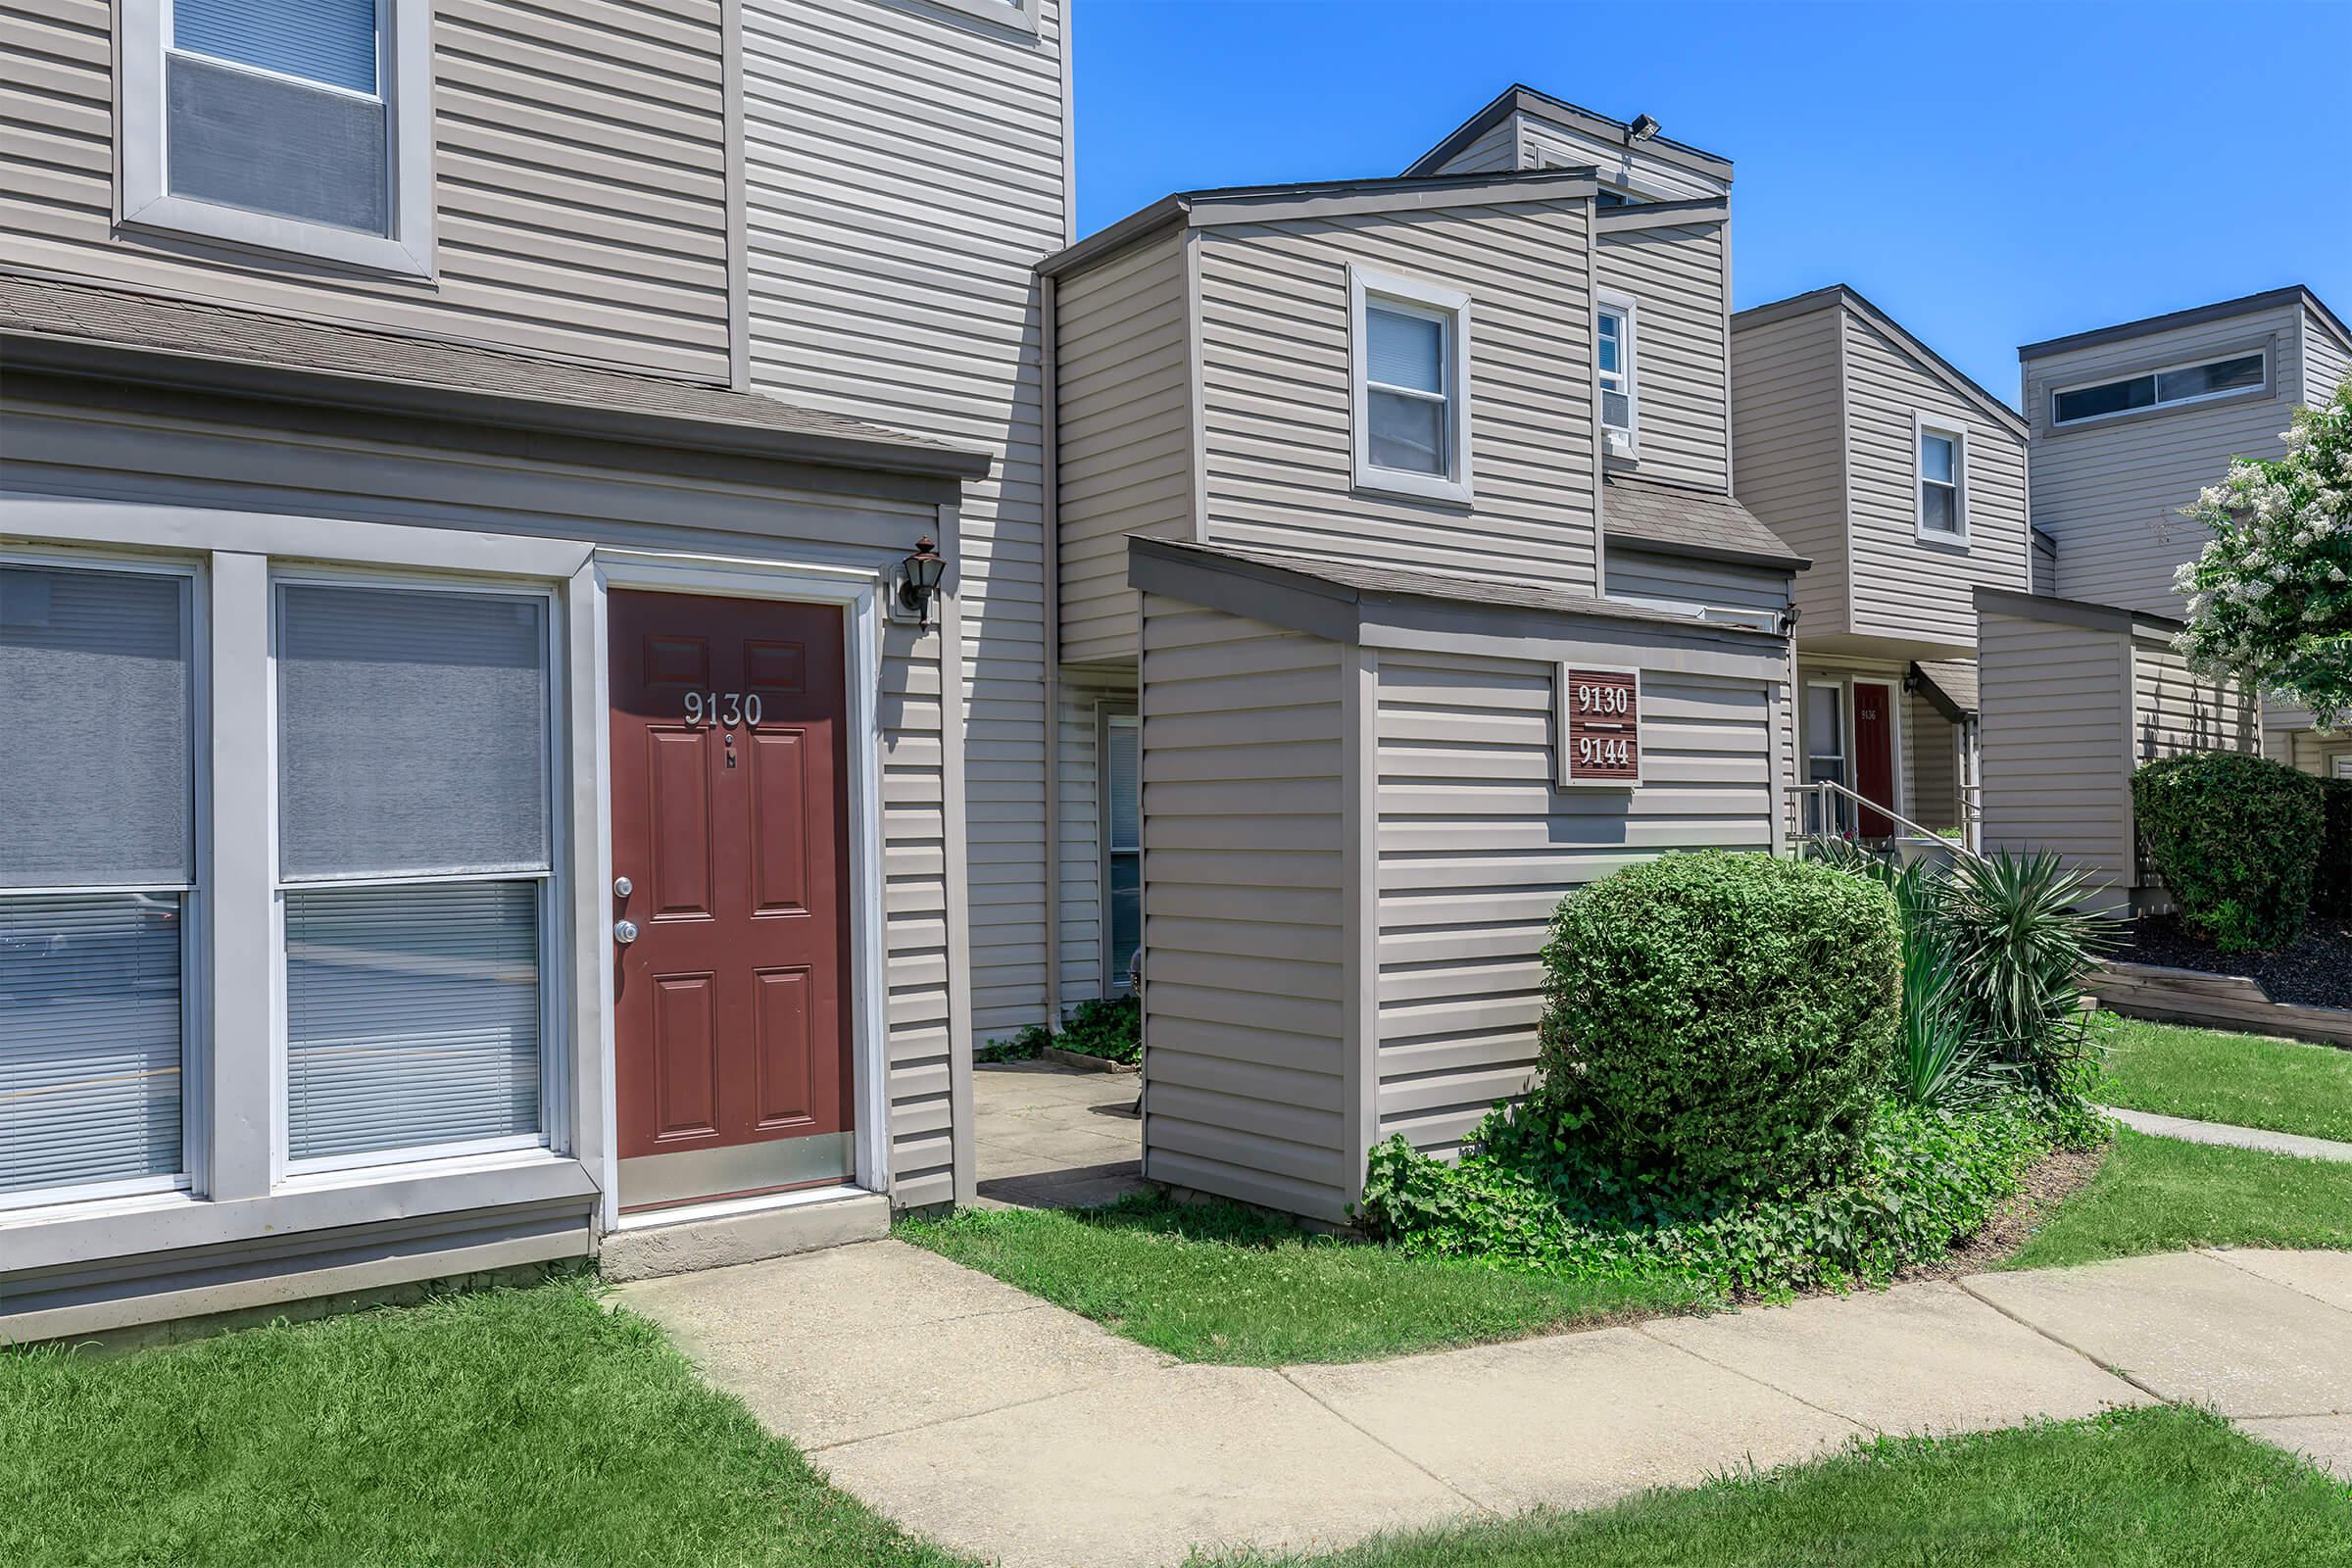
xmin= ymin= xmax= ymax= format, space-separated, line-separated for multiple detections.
xmin=1908 ymin=660 xmax=1979 ymax=723
xmin=1401 ymin=84 xmax=1735 ymax=184
xmin=2017 ymin=285 xmax=2351 ymax=364
xmin=1039 ymin=168 xmax=1602 ymax=279
xmin=1131 ymin=537 xmax=1786 ymax=676
xmin=1 ymin=328 xmax=993 ymax=484
xmin=1976 ymin=585 xmax=2184 ymax=639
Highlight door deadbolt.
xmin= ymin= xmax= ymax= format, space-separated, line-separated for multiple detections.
xmin=612 ymin=875 xmax=634 ymax=900
xmin=613 ymin=919 xmax=639 ymax=946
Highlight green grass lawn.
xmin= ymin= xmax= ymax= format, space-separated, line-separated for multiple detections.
xmin=0 ymin=1277 xmax=970 ymax=1568
xmin=2096 ymin=1013 xmax=2352 ymax=1143
xmin=2007 ymin=1127 xmax=2352 ymax=1269
xmin=1192 ymin=1407 xmax=2352 ymax=1567
xmin=898 ymin=1194 xmax=1718 ymax=1364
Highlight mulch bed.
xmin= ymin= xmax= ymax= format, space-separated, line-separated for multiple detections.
xmin=2111 ymin=913 xmax=2352 ymax=1009
xmin=1903 ymin=1141 xmax=2111 ymax=1282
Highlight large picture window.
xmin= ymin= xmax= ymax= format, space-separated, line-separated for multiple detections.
xmin=275 ymin=580 xmax=554 ymax=1169
xmin=1 ymin=561 xmax=198 ymax=1204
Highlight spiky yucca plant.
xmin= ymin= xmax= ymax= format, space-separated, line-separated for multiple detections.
xmin=1932 ymin=852 xmax=2120 ymax=1101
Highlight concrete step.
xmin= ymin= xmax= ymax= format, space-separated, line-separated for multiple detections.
xmin=598 ymin=1190 xmax=890 ymax=1283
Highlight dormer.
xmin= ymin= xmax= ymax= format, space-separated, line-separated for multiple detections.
xmin=1040 ymin=169 xmax=1740 ymax=667
xmin=1403 ymin=84 xmax=1734 ymax=207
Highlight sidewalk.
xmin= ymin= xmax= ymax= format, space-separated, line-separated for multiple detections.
xmin=2101 ymin=1104 xmax=2352 ymax=1163
xmin=615 ymin=1243 xmax=2352 ymax=1568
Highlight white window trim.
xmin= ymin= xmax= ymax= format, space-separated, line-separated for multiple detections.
xmin=0 ymin=546 xmax=211 ymax=1213
xmin=1914 ymin=413 xmax=1970 ymax=546
xmin=118 ymin=0 xmax=435 ymax=277
xmin=1348 ymin=266 xmax=1474 ymax=506
xmin=1099 ymin=704 xmax=1139 ymax=998
xmin=1596 ymin=288 xmax=1641 ymax=460
xmin=267 ymin=565 xmax=566 ymax=1183
xmin=899 ymin=0 xmax=1040 ymax=35
xmin=2048 ymin=347 xmax=2270 ymax=429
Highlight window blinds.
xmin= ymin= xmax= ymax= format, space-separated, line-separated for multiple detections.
xmin=1105 ymin=719 xmax=1141 ymax=855
xmin=277 ymin=585 xmax=551 ymax=881
xmin=174 ymin=0 xmax=380 ymax=93
xmin=0 ymin=565 xmax=192 ymax=889
xmin=0 ymin=895 xmax=184 ymax=1196
xmin=285 ymin=880 xmax=541 ymax=1160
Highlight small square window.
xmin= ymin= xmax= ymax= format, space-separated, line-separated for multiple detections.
xmin=121 ymin=0 xmax=432 ymax=274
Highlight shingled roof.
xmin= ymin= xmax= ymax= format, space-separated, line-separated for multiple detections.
xmin=1603 ymin=475 xmax=1807 ymax=570
xmin=1 ymin=271 xmax=989 ymax=479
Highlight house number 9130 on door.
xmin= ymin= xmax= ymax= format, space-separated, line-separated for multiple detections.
xmin=682 ymin=691 xmax=762 ymax=727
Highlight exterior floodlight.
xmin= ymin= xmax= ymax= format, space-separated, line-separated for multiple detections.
xmin=1627 ymin=114 xmax=1661 ymax=145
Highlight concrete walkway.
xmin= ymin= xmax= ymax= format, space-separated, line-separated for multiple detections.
xmin=615 ymin=1244 xmax=2352 ymax=1568
xmin=972 ymin=1060 xmax=1148 ymax=1210
xmin=2102 ymin=1104 xmax=2352 ymax=1163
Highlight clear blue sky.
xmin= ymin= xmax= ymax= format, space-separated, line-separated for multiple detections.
xmin=1069 ymin=0 xmax=2352 ymax=408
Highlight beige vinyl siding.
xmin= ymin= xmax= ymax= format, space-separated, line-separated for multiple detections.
xmin=0 ymin=0 xmax=731 ymax=380
xmin=2 ymin=389 xmax=968 ymax=1209
xmin=1978 ymin=610 xmax=2132 ymax=905
xmin=1054 ymin=227 xmax=1193 ymax=663
xmin=1195 ymin=202 xmax=1601 ymax=590
xmin=1138 ymin=597 xmax=1354 ymax=1221
xmin=1905 ymin=692 xmax=1961 ymax=832
xmin=1728 ymin=306 xmax=1846 ymax=630
xmin=1603 ymin=546 xmax=1790 ymax=620
xmin=2304 ymin=305 xmax=2351 ymax=405
xmin=1520 ymin=119 xmax=1729 ymax=200
xmin=2025 ymin=302 xmax=2304 ymax=615
xmin=1428 ymin=117 xmax=1520 ymax=175
xmin=1054 ymin=672 xmax=1137 ymax=1008
xmin=1374 ymin=649 xmax=1777 ymax=1157
xmin=1843 ymin=314 xmax=2028 ymax=650
xmin=2269 ymin=725 xmax=2352 ymax=777
xmin=2131 ymin=634 xmax=2252 ymax=762
xmin=1597 ymin=222 xmax=1729 ymax=492
xmin=740 ymin=0 xmax=1068 ymax=1035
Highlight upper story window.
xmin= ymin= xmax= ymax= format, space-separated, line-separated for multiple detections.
xmin=1916 ymin=416 xmax=1968 ymax=543
xmin=121 ymin=0 xmax=433 ymax=275
xmin=2050 ymin=351 xmax=2266 ymax=427
xmin=1349 ymin=267 xmax=1474 ymax=505
xmin=1596 ymin=290 xmax=1639 ymax=458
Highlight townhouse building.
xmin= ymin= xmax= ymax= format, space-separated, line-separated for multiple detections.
xmin=2018 ymin=286 xmax=2351 ymax=777
xmin=0 ymin=0 xmax=1066 ymax=1340
xmin=1729 ymin=285 xmax=2032 ymax=846
xmin=1040 ymin=91 xmax=1801 ymax=1219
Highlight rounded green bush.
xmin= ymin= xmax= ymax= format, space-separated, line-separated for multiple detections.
xmin=2132 ymin=752 xmax=2324 ymax=952
xmin=1536 ymin=851 xmax=1900 ymax=1193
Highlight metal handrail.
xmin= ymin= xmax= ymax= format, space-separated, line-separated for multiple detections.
xmin=1784 ymin=780 xmax=1989 ymax=863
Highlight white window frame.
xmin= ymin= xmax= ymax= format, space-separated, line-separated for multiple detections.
xmin=267 ymin=565 xmax=565 ymax=1182
xmin=1099 ymin=705 xmax=1140 ymax=998
xmin=1349 ymin=266 xmax=1474 ymax=505
xmin=1914 ymin=414 xmax=1969 ymax=546
xmin=2048 ymin=347 xmax=2270 ymax=429
xmin=0 ymin=546 xmax=211 ymax=1213
xmin=118 ymin=0 xmax=435 ymax=276
xmin=2334 ymin=755 xmax=2352 ymax=780
xmin=1595 ymin=288 xmax=1641 ymax=460
xmin=905 ymin=0 xmax=1040 ymax=34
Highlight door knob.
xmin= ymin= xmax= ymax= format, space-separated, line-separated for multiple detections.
xmin=613 ymin=919 xmax=639 ymax=946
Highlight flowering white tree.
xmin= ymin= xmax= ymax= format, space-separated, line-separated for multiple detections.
xmin=2175 ymin=383 xmax=2352 ymax=730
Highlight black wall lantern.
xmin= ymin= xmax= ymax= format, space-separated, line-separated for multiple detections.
xmin=899 ymin=536 xmax=947 ymax=629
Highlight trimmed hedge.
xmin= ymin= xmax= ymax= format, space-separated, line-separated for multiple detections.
xmin=1538 ymin=851 xmax=1900 ymax=1193
xmin=2318 ymin=778 xmax=2352 ymax=920
xmin=2132 ymin=752 xmax=2324 ymax=952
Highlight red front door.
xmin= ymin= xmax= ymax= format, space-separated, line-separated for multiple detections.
xmin=609 ymin=591 xmax=854 ymax=1211
xmin=1852 ymin=681 xmax=1897 ymax=840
